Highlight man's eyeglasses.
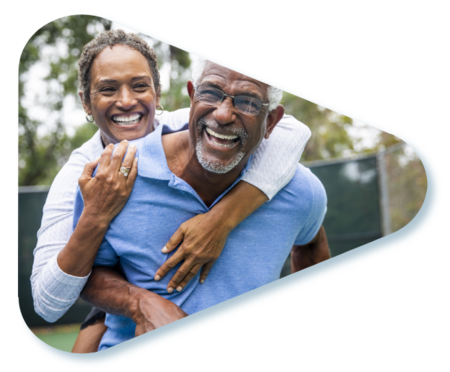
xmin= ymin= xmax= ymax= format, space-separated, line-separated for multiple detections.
xmin=194 ymin=85 xmax=269 ymax=116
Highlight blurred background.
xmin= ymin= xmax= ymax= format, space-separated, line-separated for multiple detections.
xmin=18 ymin=16 xmax=427 ymax=351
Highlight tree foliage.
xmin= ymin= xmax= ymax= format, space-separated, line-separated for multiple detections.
xmin=19 ymin=16 xmax=111 ymax=186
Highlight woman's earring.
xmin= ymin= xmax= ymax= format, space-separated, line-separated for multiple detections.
xmin=156 ymin=105 xmax=164 ymax=115
xmin=86 ymin=114 xmax=94 ymax=123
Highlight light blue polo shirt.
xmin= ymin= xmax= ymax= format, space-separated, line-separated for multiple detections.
xmin=73 ymin=124 xmax=327 ymax=350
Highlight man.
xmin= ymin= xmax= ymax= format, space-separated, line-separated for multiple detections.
xmin=74 ymin=61 xmax=330 ymax=350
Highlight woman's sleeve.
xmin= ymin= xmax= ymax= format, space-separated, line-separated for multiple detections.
xmin=242 ymin=115 xmax=312 ymax=200
xmin=30 ymin=134 xmax=103 ymax=323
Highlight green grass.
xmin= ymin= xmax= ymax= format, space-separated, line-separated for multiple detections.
xmin=31 ymin=323 xmax=81 ymax=352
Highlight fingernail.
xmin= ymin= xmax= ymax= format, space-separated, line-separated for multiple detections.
xmin=130 ymin=144 xmax=136 ymax=149
xmin=176 ymin=286 xmax=183 ymax=292
xmin=168 ymin=287 xmax=173 ymax=293
xmin=122 ymin=139 xmax=128 ymax=142
xmin=154 ymin=275 xmax=160 ymax=281
xmin=161 ymin=246 xmax=168 ymax=253
xmin=200 ymin=279 xmax=205 ymax=284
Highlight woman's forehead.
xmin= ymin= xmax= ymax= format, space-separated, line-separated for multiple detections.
xmin=91 ymin=45 xmax=152 ymax=81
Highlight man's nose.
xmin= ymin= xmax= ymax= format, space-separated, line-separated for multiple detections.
xmin=213 ymin=97 xmax=237 ymax=125
xmin=116 ymin=87 xmax=137 ymax=109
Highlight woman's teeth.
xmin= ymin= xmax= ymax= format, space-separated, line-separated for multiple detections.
xmin=112 ymin=114 xmax=142 ymax=126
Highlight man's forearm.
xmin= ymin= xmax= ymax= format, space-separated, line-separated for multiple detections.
xmin=291 ymin=226 xmax=330 ymax=273
xmin=80 ymin=266 xmax=148 ymax=321
xmin=80 ymin=266 xmax=188 ymax=336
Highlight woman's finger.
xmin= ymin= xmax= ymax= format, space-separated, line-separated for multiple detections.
xmin=154 ymin=250 xmax=185 ymax=282
xmin=109 ymin=140 xmax=128 ymax=171
xmin=199 ymin=261 xmax=215 ymax=284
xmin=126 ymin=157 xmax=139 ymax=189
xmin=172 ymin=263 xmax=202 ymax=292
xmin=161 ymin=225 xmax=186 ymax=254
xmin=79 ymin=157 xmax=100 ymax=183
xmin=121 ymin=143 xmax=137 ymax=169
xmin=97 ymin=144 xmax=114 ymax=172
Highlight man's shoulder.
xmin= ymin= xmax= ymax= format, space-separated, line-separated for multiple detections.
xmin=286 ymin=164 xmax=325 ymax=196
xmin=270 ymin=164 xmax=327 ymax=212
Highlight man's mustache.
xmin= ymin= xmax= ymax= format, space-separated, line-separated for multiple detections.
xmin=197 ymin=116 xmax=248 ymax=142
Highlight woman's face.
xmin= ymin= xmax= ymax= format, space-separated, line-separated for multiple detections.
xmin=81 ymin=44 xmax=159 ymax=144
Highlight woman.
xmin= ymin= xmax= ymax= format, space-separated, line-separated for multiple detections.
xmin=30 ymin=30 xmax=311 ymax=351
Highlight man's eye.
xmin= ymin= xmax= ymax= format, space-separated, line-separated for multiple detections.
xmin=100 ymin=87 xmax=115 ymax=92
xmin=239 ymin=96 xmax=260 ymax=108
xmin=135 ymin=83 xmax=149 ymax=89
xmin=200 ymin=88 xmax=222 ymax=100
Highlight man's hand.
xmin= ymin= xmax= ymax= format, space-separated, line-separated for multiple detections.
xmin=132 ymin=292 xmax=188 ymax=337
xmin=291 ymin=225 xmax=330 ymax=273
xmin=81 ymin=267 xmax=188 ymax=338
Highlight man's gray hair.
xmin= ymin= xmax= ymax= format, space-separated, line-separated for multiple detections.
xmin=192 ymin=59 xmax=282 ymax=111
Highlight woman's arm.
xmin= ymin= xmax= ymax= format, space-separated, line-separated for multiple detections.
xmin=154 ymin=112 xmax=311 ymax=292
xmin=31 ymin=140 xmax=137 ymax=322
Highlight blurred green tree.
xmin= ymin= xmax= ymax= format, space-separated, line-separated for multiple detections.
xmin=19 ymin=16 xmax=111 ymax=186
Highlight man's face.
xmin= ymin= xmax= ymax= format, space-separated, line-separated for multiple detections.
xmin=188 ymin=62 xmax=279 ymax=174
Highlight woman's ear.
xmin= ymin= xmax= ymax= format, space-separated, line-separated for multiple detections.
xmin=79 ymin=91 xmax=91 ymax=115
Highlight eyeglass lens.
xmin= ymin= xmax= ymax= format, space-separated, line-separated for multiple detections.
xmin=196 ymin=86 xmax=263 ymax=115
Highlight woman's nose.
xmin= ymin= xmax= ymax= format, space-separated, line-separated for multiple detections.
xmin=213 ymin=97 xmax=237 ymax=125
xmin=116 ymin=87 xmax=137 ymax=109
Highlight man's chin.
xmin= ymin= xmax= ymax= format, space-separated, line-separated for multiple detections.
xmin=195 ymin=143 xmax=246 ymax=174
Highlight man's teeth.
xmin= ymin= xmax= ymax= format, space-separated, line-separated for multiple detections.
xmin=205 ymin=127 xmax=238 ymax=140
xmin=112 ymin=114 xmax=142 ymax=125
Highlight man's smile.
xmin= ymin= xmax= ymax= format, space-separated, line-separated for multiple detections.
xmin=205 ymin=127 xmax=240 ymax=148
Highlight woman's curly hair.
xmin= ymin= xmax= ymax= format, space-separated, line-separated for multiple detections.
xmin=78 ymin=29 xmax=161 ymax=105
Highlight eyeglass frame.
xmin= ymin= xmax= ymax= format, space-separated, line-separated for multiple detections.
xmin=193 ymin=84 xmax=270 ymax=116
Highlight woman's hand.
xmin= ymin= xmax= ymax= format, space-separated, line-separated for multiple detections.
xmin=57 ymin=140 xmax=138 ymax=277
xmin=154 ymin=211 xmax=233 ymax=293
xmin=79 ymin=140 xmax=138 ymax=226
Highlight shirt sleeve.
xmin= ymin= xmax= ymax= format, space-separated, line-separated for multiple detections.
xmin=157 ymin=109 xmax=312 ymax=200
xmin=30 ymin=132 xmax=103 ymax=323
xmin=294 ymin=170 xmax=328 ymax=245
xmin=242 ymin=114 xmax=312 ymax=200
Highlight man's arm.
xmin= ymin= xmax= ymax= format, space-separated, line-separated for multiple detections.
xmin=291 ymin=225 xmax=330 ymax=273
xmin=80 ymin=267 xmax=187 ymax=337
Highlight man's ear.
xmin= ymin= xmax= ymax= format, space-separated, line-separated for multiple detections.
xmin=78 ymin=91 xmax=91 ymax=115
xmin=187 ymin=81 xmax=195 ymax=106
xmin=264 ymin=105 xmax=285 ymax=139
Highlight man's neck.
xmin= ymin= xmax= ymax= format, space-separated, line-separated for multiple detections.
xmin=162 ymin=131 xmax=246 ymax=207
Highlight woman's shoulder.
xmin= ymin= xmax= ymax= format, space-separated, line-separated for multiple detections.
xmin=69 ymin=130 xmax=103 ymax=165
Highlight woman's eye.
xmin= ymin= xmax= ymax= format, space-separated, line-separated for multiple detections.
xmin=135 ymin=83 xmax=149 ymax=89
xmin=100 ymin=87 xmax=115 ymax=92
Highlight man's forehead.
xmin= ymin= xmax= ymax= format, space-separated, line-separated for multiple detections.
xmin=201 ymin=62 xmax=268 ymax=92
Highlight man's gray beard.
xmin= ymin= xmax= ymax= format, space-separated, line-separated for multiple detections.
xmin=195 ymin=117 xmax=248 ymax=174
